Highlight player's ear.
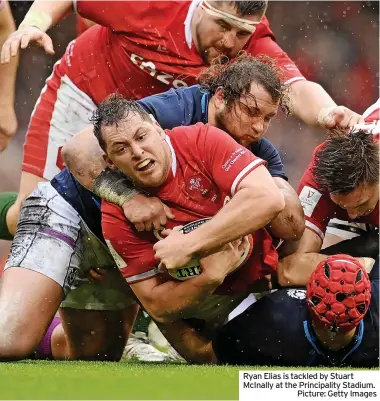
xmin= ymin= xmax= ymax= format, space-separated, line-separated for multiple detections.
xmin=214 ymin=87 xmax=226 ymax=111
xmin=103 ymin=153 xmax=116 ymax=169
xmin=149 ymin=114 xmax=165 ymax=137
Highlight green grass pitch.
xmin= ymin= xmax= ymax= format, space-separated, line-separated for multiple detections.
xmin=1 ymin=361 xmax=376 ymax=400
xmin=1 ymin=361 xmax=242 ymax=400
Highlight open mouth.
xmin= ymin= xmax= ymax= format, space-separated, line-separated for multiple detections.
xmin=136 ymin=159 xmax=156 ymax=172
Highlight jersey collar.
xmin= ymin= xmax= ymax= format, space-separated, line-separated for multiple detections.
xmin=201 ymin=91 xmax=210 ymax=123
xmin=165 ymin=135 xmax=177 ymax=177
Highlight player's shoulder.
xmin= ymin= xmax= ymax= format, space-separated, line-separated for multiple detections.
xmin=168 ymin=122 xmax=214 ymax=141
xmin=126 ymin=1 xmax=189 ymax=24
xmin=140 ymin=85 xmax=200 ymax=105
xmin=245 ymin=16 xmax=275 ymax=48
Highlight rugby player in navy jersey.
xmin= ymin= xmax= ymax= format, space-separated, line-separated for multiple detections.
xmin=63 ymin=54 xmax=304 ymax=244
xmin=213 ymin=254 xmax=378 ymax=367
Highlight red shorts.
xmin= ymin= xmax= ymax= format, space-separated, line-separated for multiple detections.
xmin=22 ymin=45 xmax=97 ymax=180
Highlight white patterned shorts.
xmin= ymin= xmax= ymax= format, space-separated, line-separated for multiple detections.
xmin=5 ymin=183 xmax=135 ymax=311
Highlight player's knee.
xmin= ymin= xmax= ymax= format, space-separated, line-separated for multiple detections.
xmin=0 ymin=326 xmax=37 ymax=361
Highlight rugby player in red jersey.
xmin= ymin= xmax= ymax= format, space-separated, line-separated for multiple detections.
xmin=0 ymin=0 xmax=364 ymax=241
xmin=97 ymin=94 xmax=284 ymax=326
xmin=277 ymin=100 xmax=379 ymax=287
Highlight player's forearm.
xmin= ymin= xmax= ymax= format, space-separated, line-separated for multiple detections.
xmin=185 ymin=187 xmax=285 ymax=258
xmin=277 ymin=252 xmax=327 ymax=287
xmin=158 ymin=320 xmax=217 ymax=364
xmin=288 ymin=80 xmax=336 ymax=126
xmin=278 ymin=252 xmax=371 ymax=287
xmin=266 ymin=180 xmax=305 ymax=241
xmin=20 ymin=0 xmax=73 ymax=31
xmin=0 ymin=3 xmax=17 ymax=104
xmin=140 ymin=271 xmax=225 ymax=323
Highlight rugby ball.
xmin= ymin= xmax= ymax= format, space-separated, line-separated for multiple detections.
xmin=167 ymin=218 xmax=251 ymax=281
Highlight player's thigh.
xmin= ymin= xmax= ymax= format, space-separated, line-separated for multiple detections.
xmin=6 ymin=172 xmax=47 ymax=236
xmin=0 ymin=268 xmax=63 ymax=358
xmin=22 ymin=60 xmax=96 ymax=182
xmin=60 ymin=304 xmax=138 ymax=361
xmin=2 ymin=183 xmax=83 ymax=355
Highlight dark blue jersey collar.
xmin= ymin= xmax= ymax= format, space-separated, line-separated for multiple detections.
xmin=201 ymin=92 xmax=210 ymax=124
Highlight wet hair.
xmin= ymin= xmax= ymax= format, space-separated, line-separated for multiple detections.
xmin=197 ymin=52 xmax=290 ymax=115
xmin=90 ymin=94 xmax=151 ymax=152
xmin=313 ymin=128 xmax=379 ymax=194
xmin=212 ymin=1 xmax=268 ymax=17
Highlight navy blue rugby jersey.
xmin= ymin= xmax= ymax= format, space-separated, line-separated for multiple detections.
xmin=213 ymin=258 xmax=379 ymax=367
xmin=139 ymin=85 xmax=287 ymax=181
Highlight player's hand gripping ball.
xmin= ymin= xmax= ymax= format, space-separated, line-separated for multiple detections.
xmin=306 ymin=254 xmax=371 ymax=332
xmin=165 ymin=219 xmax=250 ymax=281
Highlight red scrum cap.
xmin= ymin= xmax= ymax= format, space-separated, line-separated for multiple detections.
xmin=306 ymin=254 xmax=371 ymax=333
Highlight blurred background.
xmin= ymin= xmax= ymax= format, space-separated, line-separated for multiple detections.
xmin=0 ymin=0 xmax=379 ymax=254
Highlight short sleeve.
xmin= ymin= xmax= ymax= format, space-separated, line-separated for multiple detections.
xmin=196 ymin=124 xmax=266 ymax=196
xmin=74 ymin=1 xmax=135 ymax=29
xmin=297 ymin=153 xmax=337 ymax=241
xmin=247 ymin=17 xmax=305 ymax=85
xmin=250 ymin=138 xmax=288 ymax=180
xmin=101 ymin=201 xmax=159 ymax=283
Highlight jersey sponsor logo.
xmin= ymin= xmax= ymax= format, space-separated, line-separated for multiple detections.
xmin=130 ymin=53 xmax=188 ymax=89
xmin=105 ymin=239 xmax=127 ymax=270
xmin=153 ymin=218 xmax=210 ymax=241
xmin=287 ymin=289 xmax=306 ymax=299
xmin=299 ymin=185 xmax=322 ymax=217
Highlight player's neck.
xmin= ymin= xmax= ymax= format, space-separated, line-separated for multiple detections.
xmin=312 ymin=321 xmax=356 ymax=351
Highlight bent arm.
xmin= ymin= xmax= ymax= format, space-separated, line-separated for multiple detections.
xmin=266 ymin=178 xmax=305 ymax=241
xmin=184 ymin=166 xmax=285 ymax=257
xmin=288 ymin=80 xmax=336 ymax=126
xmin=277 ymin=228 xmax=323 ymax=286
xmin=130 ymin=271 xmax=225 ymax=324
xmin=129 ymin=241 xmax=244 ymax=323
xmin=277 ymin=228 xmax=372 ymax=286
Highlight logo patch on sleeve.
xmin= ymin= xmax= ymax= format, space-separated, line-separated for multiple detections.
xmin=299 ymin=186 xmax=322 ymax=217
